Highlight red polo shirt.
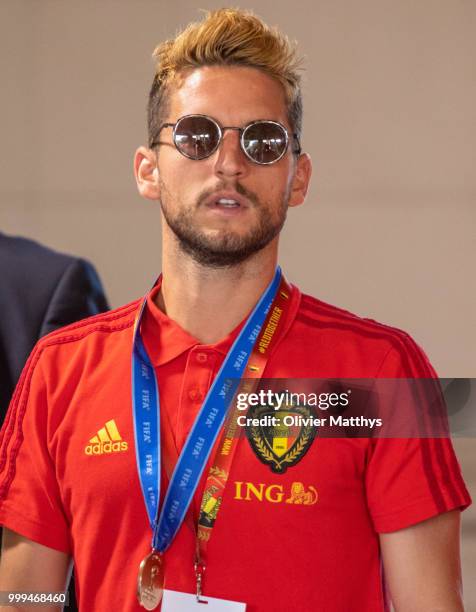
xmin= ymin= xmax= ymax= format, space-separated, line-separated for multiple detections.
xmin=0 ymin=279 xmax=470 ymax=611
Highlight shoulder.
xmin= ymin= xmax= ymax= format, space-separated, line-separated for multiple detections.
xmin=38 ymin=299 xmax=139 ymax=343
xmin=32 ymin=300 xmax=140 ymax=367
xmin=288 ymin=289 xmax=435 ymax=377
xmin=4 ymin=301 xmax=140 ymax=428
xmin=1 ymin=301 xmax=141 ymax=453
xmin=297 ymin=291 xmax=412 ymax=344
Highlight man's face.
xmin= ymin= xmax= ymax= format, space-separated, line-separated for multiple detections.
xmin=150 ymin=66 xmax=307 ymax=267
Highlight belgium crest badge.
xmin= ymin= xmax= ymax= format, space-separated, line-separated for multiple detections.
xmin=245 ymin=398 xmax=317 ymax=474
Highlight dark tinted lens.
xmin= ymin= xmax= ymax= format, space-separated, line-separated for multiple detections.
xmin=243 ymin=122 xmax=288 ymax=164
xmin=173 ymin=116 xmax=220 ymax=160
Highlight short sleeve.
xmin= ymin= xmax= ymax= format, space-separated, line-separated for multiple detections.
xmin=365 ymin=333 xmax=471 ymax=533
xmin=0 ymin=344 xmax=71 ymax=553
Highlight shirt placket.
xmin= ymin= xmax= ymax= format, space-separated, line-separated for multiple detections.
xmin=177 ymin=348 xmax=219 ymax=451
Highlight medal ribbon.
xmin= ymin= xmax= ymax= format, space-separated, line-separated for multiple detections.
xmin=132 ymin=267 xmax=283 ymax=553
xmin=195 ymin=279 xmax=292 ymax=581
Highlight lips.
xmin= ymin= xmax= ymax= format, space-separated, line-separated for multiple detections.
xmin=202 ymin=191 xmax=249 ymax=209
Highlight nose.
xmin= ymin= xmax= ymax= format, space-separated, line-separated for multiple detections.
xmin=213 ymin=128 xmax=249 ymax=179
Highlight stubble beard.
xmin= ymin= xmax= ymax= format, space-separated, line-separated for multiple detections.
xmin=159 ymin=180 xmax=289 ymax=268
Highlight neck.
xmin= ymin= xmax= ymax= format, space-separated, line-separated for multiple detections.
xmin=156 ymin=238 xmax=279 ymax=345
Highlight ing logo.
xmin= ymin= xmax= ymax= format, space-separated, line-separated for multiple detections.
xmin=234 ymin=481 xmax=318 ymax=505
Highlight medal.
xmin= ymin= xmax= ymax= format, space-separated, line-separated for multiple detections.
xmin=137 ymin=550 xmax=164 ymax=610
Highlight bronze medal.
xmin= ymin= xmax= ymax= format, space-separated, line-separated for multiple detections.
xmin=137 ymin=550 xmax=164 ymax=610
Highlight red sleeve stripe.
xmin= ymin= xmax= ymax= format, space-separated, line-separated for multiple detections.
xmin=298 ymin=299 xmax=435 ymax=373
xmin=419 ymin=438 xmax=470 ymax=512
xmin=40 ymin=299 xmax=140 ymax=340
xmin=0 ymin=306 xmax=138 ymax=501
xmin=296 ymin=309 xmax=414 ymax=350
xmin=0 ymin=346 xmax=43 ymax=499
xmin=299 ymin=296 xmax=429 ymax=351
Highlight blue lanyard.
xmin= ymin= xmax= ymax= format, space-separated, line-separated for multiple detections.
xmin=132 ymin=267 xmax=282 ymax=552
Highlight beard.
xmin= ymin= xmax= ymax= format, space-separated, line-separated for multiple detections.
xmin=159 ymin=180 xmax=289 ymax=268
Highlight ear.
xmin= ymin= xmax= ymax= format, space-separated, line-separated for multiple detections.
xmin=288 ymin=153 xmax=312 ymax=208
xmin=134 ymin=146 xmax=160 ymax=200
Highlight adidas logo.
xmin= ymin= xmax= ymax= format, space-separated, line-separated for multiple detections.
xmin=84 ymin=419 xmax=129 ymax=455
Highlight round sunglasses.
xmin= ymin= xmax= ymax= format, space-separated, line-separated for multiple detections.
xmin=151 ymin=114 xmax=301 ymax=165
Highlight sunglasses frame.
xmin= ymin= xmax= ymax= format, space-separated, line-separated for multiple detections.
xmin=152 ymin=114 xmax=301 ymax=165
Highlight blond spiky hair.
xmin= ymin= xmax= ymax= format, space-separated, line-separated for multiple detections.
xmin=147 ymin=8 xmax=303 ymax=147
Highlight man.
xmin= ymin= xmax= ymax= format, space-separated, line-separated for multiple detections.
xmin=0 ymin=9 xmax=470 ymax=611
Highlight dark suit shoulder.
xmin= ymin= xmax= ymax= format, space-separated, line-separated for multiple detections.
xmin=0 ymin=233 xmax=109 ymax=417
xmin=0 ymin=232 xmax=76 ymax=281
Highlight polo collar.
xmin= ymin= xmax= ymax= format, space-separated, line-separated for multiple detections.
xmin=140 ymin=274 xmax=300 ymax=367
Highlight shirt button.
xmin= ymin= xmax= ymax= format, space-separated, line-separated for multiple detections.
xmin=188 ymin=388 xmax=203 ymax=401
xmin=196 ymin=352 xmax=208 ymax=363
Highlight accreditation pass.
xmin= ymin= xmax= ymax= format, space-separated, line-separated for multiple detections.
xmin=162 ymin=590 xmax=246 ymax=610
